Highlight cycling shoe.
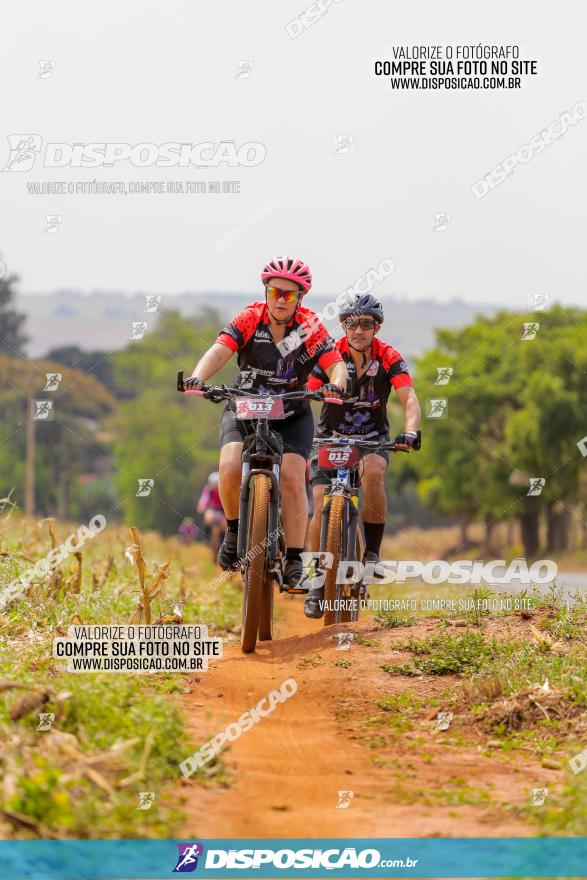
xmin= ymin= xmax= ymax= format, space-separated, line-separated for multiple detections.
xmin=217 ymin=531 xmax=239 ymax=571
xmin=362 ymin=550 xmax=386 ymax=579
xmin=283 ymin=557 xmax=307 ymax=594
xmin=304 ymin=587 xmax=325 ymax=619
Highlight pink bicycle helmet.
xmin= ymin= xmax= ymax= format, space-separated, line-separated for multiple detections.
xmin=261 ymin=256 xmax=312 ymax=294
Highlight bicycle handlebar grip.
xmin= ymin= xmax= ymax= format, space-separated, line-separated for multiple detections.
xmin=184 ymin=389 xmax=205 ymax=396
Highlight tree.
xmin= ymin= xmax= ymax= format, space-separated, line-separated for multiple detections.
xmin=0 ymin=354 xmax=116 ymax=517
xmin=413 ymin=307 xmax=587 ymax=558
xmin=45 ymin=345 xmax=116 ymax=396
xmin=109 ymin=308 xmax=235 ymax=534
xmin=0 ymin=255 xmax=27 ymax=357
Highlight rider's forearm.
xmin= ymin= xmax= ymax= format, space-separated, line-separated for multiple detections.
xmin=191 ymin=343 xmax=233 ymax=382
xmin=326 ymin=361 xmax=348 ymax=388
xmin=402 ymin=389 xmax=421 ymax=432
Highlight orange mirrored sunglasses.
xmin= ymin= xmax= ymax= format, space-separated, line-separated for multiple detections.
xmin=265 ymin=285 xmax=300 ymax=303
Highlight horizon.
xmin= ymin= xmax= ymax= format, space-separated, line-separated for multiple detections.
xmin=13 ymin=287 xmax=586 ymax=310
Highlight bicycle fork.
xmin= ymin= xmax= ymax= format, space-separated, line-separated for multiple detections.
xmin=320 ymin=486 xmax=361 ymax=570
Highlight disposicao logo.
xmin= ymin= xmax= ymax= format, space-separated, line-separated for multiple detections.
xmin=2 ymin=136 xmax=266 ymax=169
xmin=173 ymin=842 xmax=204 ymax=872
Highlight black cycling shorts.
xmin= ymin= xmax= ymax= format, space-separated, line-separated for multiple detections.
xmin=219 ymin=404 xmax=315 ymax=460
xmin=309 ymin=433 xmax=391 ymax=487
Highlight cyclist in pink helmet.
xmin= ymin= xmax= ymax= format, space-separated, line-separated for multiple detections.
xmin=261 ymin=256 xmax=313 ymax=295
xmin=185 ymin=257 xmax=348 ymax=590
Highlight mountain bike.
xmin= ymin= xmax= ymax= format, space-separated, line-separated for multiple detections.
xmin=312 ymin=436 xmax=405 ymax=626
xmin=178 ymin=372 xmax=341 ymax=653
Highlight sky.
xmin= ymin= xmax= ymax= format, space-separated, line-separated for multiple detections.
xmin=1 ymin=0 xmax=586 ymax=307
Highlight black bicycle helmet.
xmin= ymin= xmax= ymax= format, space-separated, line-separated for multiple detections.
xmin=339 ymin=293 xmax=384 ymax=324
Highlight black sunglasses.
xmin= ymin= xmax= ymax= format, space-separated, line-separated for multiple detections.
xmin=342 ymin=317 xmax=377 ymax=330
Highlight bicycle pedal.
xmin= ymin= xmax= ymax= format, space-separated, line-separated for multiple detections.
xmin=284 ymin=585 xmax=309 ymax=595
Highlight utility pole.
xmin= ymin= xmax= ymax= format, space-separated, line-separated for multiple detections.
xmin=24 ymin=365 xmax=35 ymax=517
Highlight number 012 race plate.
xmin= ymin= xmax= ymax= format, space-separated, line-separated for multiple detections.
xmin=317 ymin=445 xmax=362 ymax=469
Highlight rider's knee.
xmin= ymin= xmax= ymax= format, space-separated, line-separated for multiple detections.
xmin=219 ymin=457 xmax=241 ymax=485
xmin=281 ymin=466 xmax=306 ymax=499
xmin=361 ymin=455 xmax=387 ymax=487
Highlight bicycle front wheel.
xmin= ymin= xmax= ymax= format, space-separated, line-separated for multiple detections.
xmin=340 ymin=527 xmax=365 ymax=623
xmin=241 ymin=474 xmax=271 ymax=653
xmin=323 ymin=494 xmax=348 ymax=627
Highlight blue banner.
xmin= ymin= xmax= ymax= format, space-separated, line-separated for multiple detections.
xmin=0 ymin=838 xmax=585 ymax=879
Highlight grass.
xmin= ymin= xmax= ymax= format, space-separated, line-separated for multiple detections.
xmin=382 ymin=631 xmax=496 ymax=676
xmin=378 ymin=692 xmax=426 ymax=715
xmin=0 ymin=516 xmax=242 ymax=838
xmin=374 ymin=692 xmax=428 ymax=734
xmin=352 ymin=633 xmax=384 ymax=647
xmin=373 ymin=610 xmax=416 ymax=629
xmin=297 ymin=654 xmax=323 ymax=669
xmin=530 ymin=766 xmax=587 ymax=835
xmin=382 ymin=776 xmax=493 ymax=809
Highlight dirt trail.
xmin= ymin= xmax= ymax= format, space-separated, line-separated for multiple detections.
xmin=179 ymin=594 xmax=542 ymax=839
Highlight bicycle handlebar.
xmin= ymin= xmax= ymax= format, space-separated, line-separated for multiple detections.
xmin=312 ymin=436 xmax=408 ymax=453
xmin=177 ymin=371 xmax=344 ymax=405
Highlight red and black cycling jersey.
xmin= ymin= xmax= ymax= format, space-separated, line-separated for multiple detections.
xmin=216 ymin=301 xmax=342 ymax=417
xmin=306 ymin=335 xmax=413 ymax=436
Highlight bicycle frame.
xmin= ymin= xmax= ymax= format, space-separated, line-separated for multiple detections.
xmin=314 ymin=435 xmax=405 ymax=619
xmin=317 ymin=439 xmax=362 ymax=583
xmin=177 ymin=373 xmax=340 ymax=592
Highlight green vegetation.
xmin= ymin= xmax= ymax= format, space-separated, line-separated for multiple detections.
xmin=382 ymin=631 xmax=495 ymax=676
xmin=0 ymin=254 xmax=27 ymax=356
xmin=373 ymin=610 xmax=416 ymax=629
xmin=0 ymin=304 xmax=235 ymax=534
xmin=353 ymin=633 xmax=384 ymax=646
xmin=408 ymin=306 xmax=587 ymax=557
xmin=108 ymin=311 xmax=237 ymax=534
xmin=530 ymin=769 xmax=587 ymax=836
xmin=0 ymin=521 xmax=239 ymax=838
xmin=3 ymin=283 xmax=587 ymax=551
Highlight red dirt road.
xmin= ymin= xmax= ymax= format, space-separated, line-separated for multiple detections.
xmin=177 ymin=594 xmax=550 ymax=841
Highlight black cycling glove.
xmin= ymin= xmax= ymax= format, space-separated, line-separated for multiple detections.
xmin=185 ymin=376 xmax=205 ymax=390
xmin=321 ymin=383 xmax=346 ymax=397
xmin=393 ymin=430 xmax=421 ymax=450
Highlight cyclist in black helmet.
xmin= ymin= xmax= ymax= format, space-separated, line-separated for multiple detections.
xmin=304 ymin=293 xmax=421 ymax=618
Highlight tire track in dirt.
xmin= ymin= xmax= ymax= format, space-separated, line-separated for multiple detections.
xmin=178 ymin=594 xmax=539 ymax=838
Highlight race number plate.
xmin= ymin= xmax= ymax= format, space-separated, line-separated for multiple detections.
xmin=235 ymin=396 xmax=285 ymax=420
xmin=317 ymin=444 xmax=361 ymax=469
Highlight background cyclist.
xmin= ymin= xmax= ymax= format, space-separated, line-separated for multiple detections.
xmin=196 ymin=471 xmax=227 ymax=557
xmin=304 ymin=293 xmax=421 ymax=618
xmin=185 ymin=256 xmax=348 ymax=590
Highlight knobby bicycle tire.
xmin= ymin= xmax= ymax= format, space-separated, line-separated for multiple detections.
xmin=258 ymin=512 xmax=278 ymax=643
xmin=241 ymin=474 xmax=271 ymax=653
xmin=340 ymin=527 xmax=365 ymax=623
xmin=323 ymin=494 xmax=347 ymax=627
